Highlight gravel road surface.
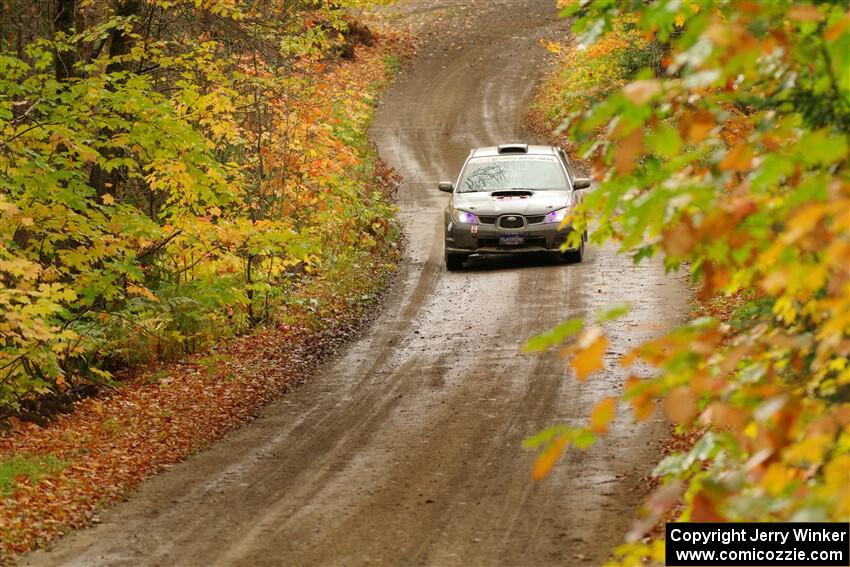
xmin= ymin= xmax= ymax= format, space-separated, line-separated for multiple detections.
xmin=22 ymin=2 xmax=688 ymax=565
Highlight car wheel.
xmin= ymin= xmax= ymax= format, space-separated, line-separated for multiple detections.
xmin=445 ymin=252 xmax=467 ymax=271
xmin=561 ymin=238 xmax=584 ymax=264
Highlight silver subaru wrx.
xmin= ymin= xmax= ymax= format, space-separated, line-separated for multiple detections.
xmin=439 ymin=144 xmax=590 ymax=271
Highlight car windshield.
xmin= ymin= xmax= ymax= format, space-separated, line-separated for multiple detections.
xmin=457 ymin=156 xmax=568 ymax=193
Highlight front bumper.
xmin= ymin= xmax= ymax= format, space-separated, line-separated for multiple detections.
xmin=445 ymin=219 xmax=579 ymax=254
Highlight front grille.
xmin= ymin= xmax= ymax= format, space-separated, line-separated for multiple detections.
xmin=478 ymin=236 xmax=548 ymax=248
xmin=480 ymin=214 xmax=545 ymax=226
xmin=498 ymin=215 xmax=525 ymax=229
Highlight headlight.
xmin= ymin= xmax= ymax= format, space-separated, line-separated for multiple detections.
xmin=544 ymin=208 xmax=568 ymax=224
xmin=452 ymin=209 xmax=478 ymax=224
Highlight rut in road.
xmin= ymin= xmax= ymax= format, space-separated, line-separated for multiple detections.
xmin=22 ymin=2 xmax=689 ymax=566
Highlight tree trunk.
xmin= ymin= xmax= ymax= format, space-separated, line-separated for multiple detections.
xmin=89 ymin=0 xmax=143 ymax=199
xmin=54 ymin=0 xmax=76 ymax=80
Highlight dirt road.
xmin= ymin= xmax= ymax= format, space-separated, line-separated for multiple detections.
xmin=22 ymin=2 xmax=688 ymax=565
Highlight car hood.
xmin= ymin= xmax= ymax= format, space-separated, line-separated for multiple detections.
xmin=452 ymin=190 xmax=571 ymax=216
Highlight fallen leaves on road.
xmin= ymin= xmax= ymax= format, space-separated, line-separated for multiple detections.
xmin=0 ymin=229 xmax=399 ymax=564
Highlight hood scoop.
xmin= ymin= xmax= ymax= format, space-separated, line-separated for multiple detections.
xmin=491 ymin=190 xmax=533 ymax=199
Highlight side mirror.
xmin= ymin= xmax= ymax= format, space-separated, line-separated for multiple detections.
xmin=573 ymin=177 xmax=591 ymax=190
xmin=438 ymin=181 xmax=454 ymax=193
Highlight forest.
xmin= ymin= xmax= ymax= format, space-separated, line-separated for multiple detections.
xmin=0 ymin=0 xmax=399 ymax=416
xmin=528 ymin=1 xmax=850 ymax=564
xmin=0 ymin=0 xmax=848 ymax=565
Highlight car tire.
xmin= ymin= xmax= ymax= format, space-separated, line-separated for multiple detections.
xmin=445 ymin=252 xmax=467 ymax=271
xmin=561 ymin=238 xmax=584 ymax=264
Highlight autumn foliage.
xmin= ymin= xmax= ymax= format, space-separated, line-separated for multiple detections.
xmin=0 ymin=0 xmax=399 ymax=414
xmin=0 ymin=0 xmax=407 ymax=557
xmin=529 ymin=1 xmax=850 ymax=564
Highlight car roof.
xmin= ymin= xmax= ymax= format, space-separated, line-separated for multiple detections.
xmin=469 ymin=144 xmax=559 ymax=158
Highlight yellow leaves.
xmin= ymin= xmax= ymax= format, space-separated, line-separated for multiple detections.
xmin=127 ymin=284 xmax=158 ymax=302
xmin=0 ymin=258 xmax=42 ymax=281
xmin=532 ymin=435 xmax=569 ymax=481
xmin=528 ymin=0 xmax=850 ymax=545
xmin=570 ymin=326 xmax=608 ymax=381
xmin=821 ymin=455 xmax=850 ymax=518
xmin=101 ymin=194 xmax=115 ymax=206
xmin=772 ymin=296 xmax=798 ymax=324
xmin=590 ymin=397 xmax=617 ymax=434
xmin=761 ymin=463 xmax=797 ymax=496
xmin=540 ymin=38 xmax=562 ymax=55
xmin=786 ymin=434 xmax=831 ymax=466
xmin=785 ymin=201 xmax=830 ymax=244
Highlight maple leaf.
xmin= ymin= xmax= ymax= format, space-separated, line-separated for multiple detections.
xmin=570 ymin=327 xmax=608 ymax=381
xmin=532 ymin=436 xmax=569 ymax=481
xmin=589 ymin=397 xmax=617 ymax=434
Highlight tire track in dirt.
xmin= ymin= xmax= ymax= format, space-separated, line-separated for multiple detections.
xmin=21 ymin=2 xmax=688 ymax=566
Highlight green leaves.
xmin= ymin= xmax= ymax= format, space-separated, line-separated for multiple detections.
xmin=533 ymin=0 xmax=850 ymax=557
xmin=0 ymin=1 xmax=398 ymax=411
xmin=523 ymin=318 xmax=584 ymax=353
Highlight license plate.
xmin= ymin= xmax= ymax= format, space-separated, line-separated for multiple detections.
xmin=499 ymin=233 xmax=525 ymax=246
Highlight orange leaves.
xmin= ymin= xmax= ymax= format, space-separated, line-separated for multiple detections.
xmin=625 ymin=376 xmax=658 ymax=422
xmin=531 ymin=0 xmax=850 ymax=551
xmin=527 ymin=426 xmax=597 ymax=481
xmin=613 ymin=128 xmax=643 ymax=175
xmin=680 ymin=110 xmax=715 ymax=143
xmin=590 ymin=397 xmax=618 ymax=434
xmin=624 ymin=79 xmax=661 ymax=105
xmin=532 ymin=436 xmax=569 ymax=481
xmin=718 ymin=145 xmax=753 ymax=171
xmin=663 ymin=387 xmax=697 ymax=426
xmin=690 ymin=492 xmax=724 ymax=522
xmin=570 ymin=326 xmax=609 ymax=381
xmin=702 ymin=402 xmax=748 ymax=433
xmin=126 ymin=284 xmax=158 ymax=302
xmin=825 ymin=17 xmax=850 ymax=41
xmin=661 ymin=216 xmax=697 ymax=257
xmin=787 ymin=5 xmax=824 ymax=22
